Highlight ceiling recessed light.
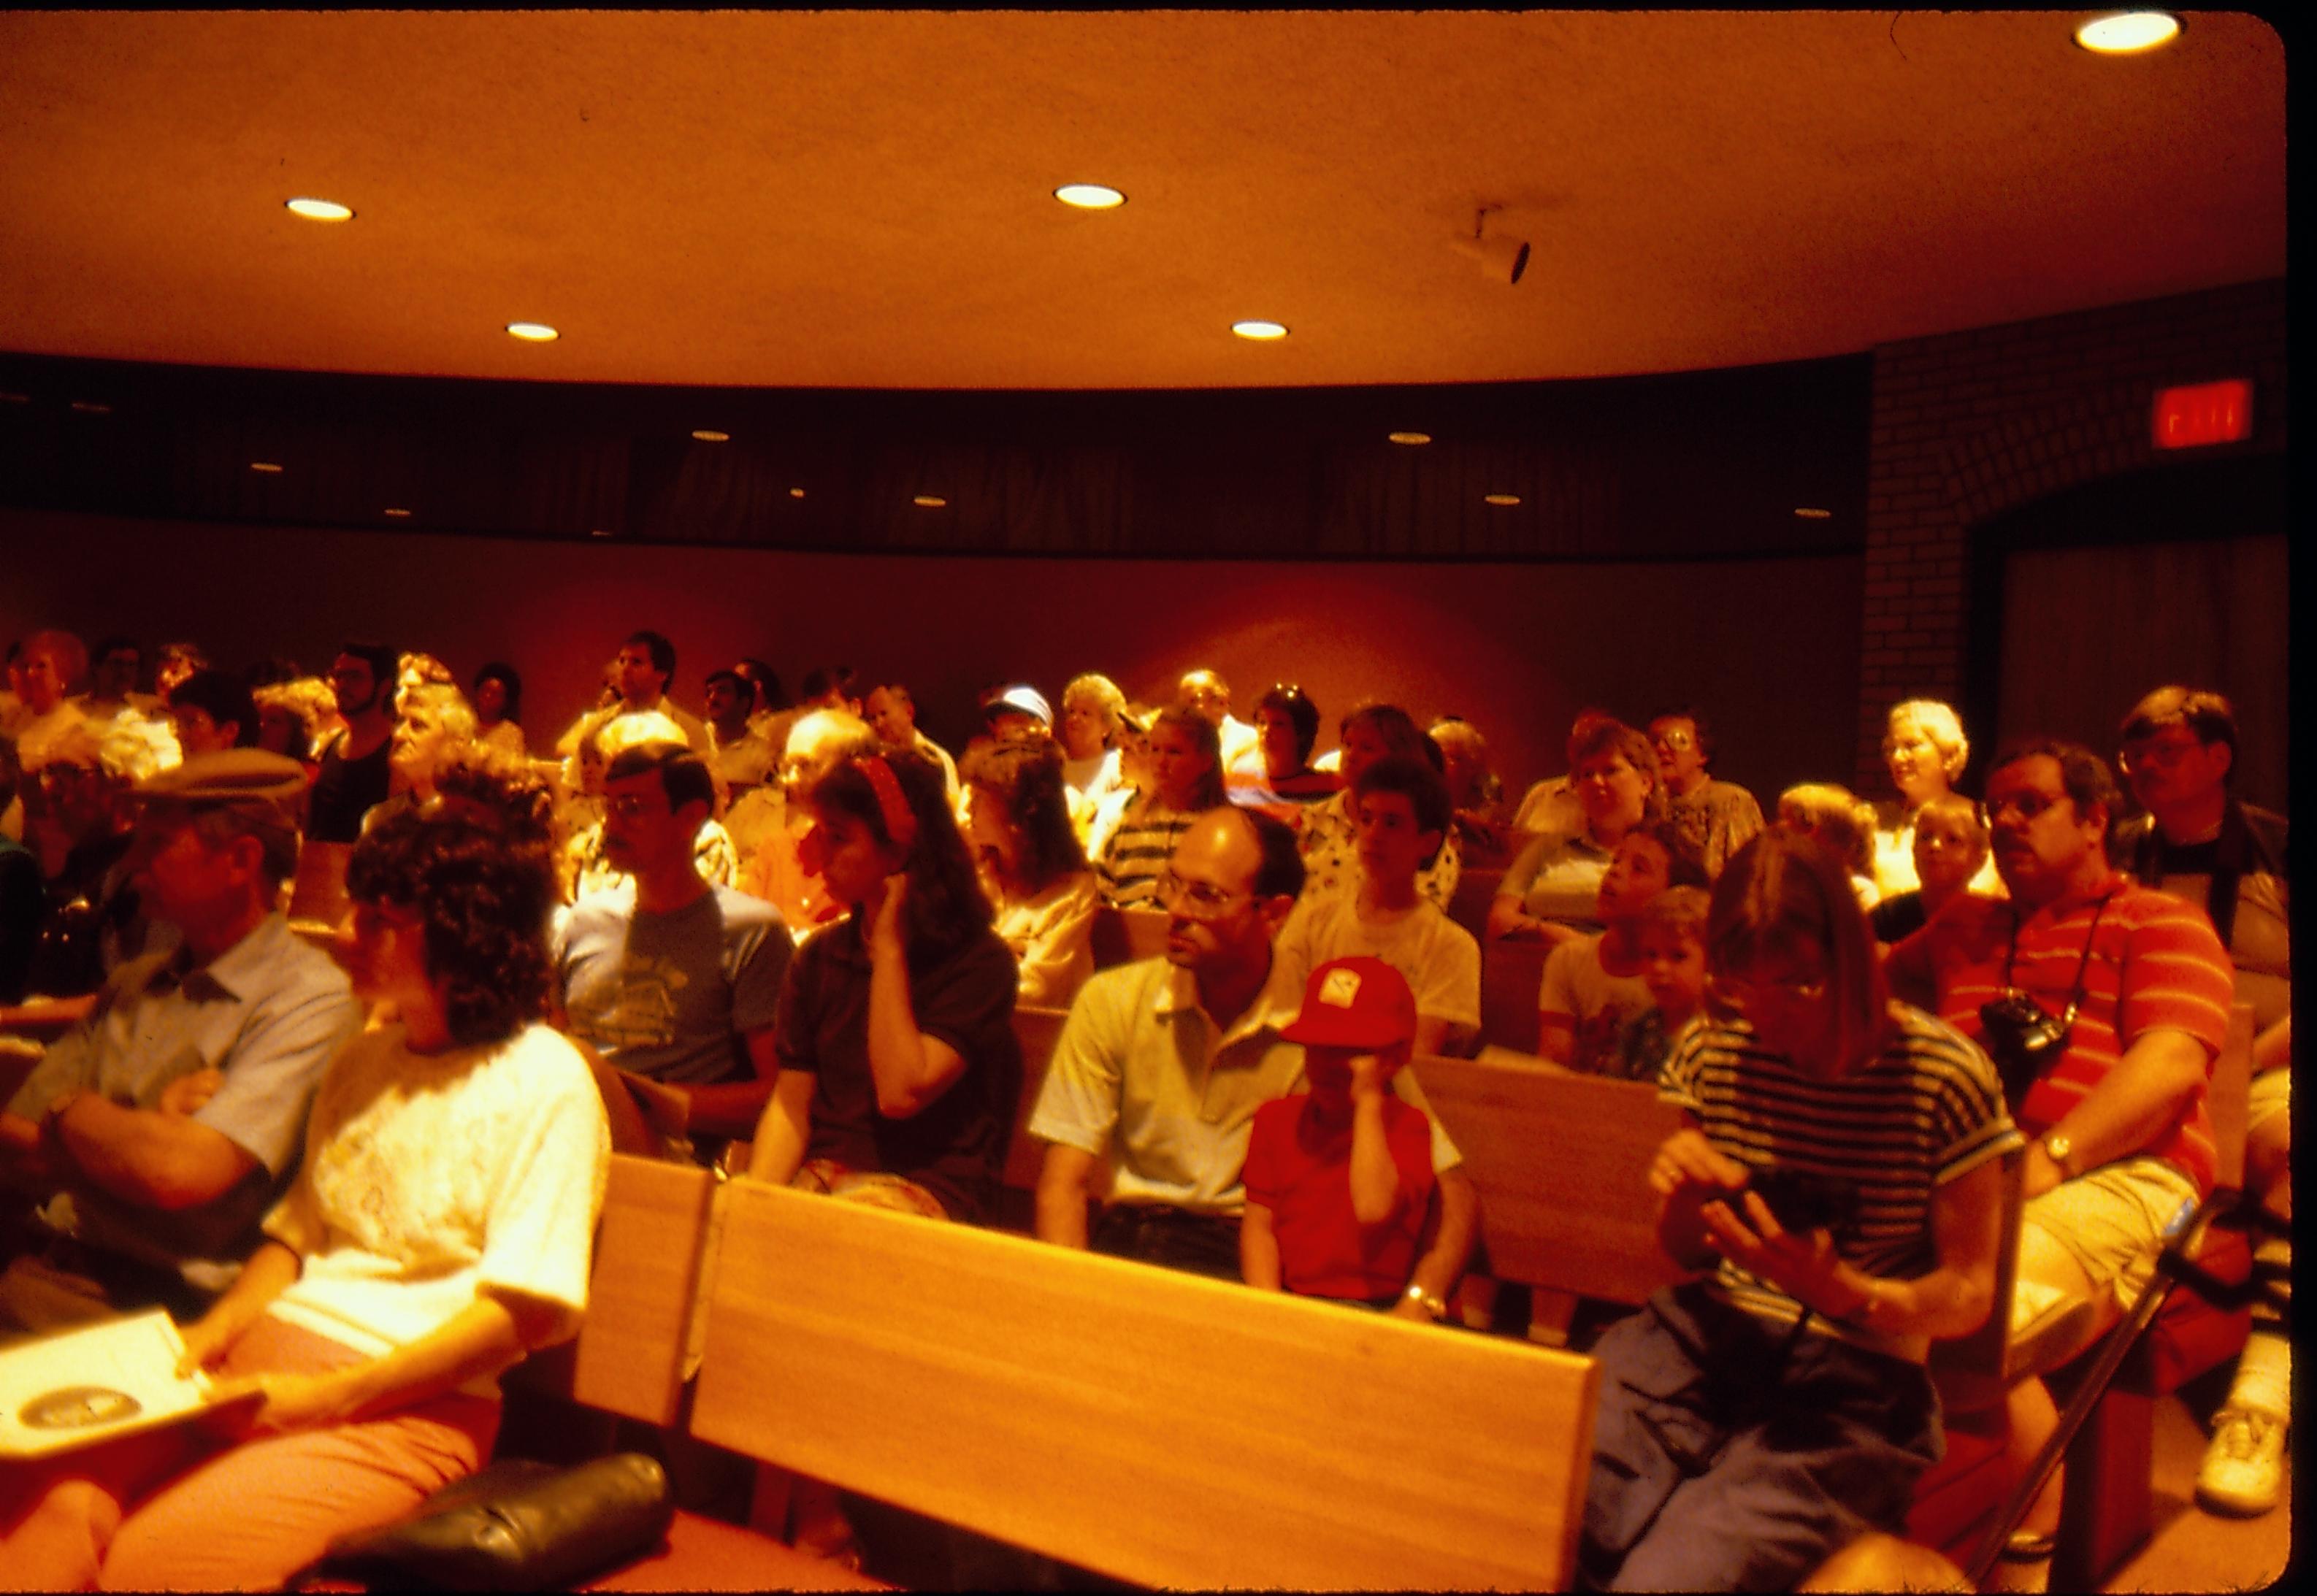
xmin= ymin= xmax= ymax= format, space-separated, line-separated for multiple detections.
xmin=506 ymin=322 xmax=559 ymax=342
xmin=1794 ymin=507 xmax=1834 ymax=519
xmin=589 ymin=527 xmax=613 ymax=538
xmin=789 ymin=488 xmax=806 ymax=499
xmin=383 ymin=507 xmax=412 ymax=518
xmin=1387 ymin=431 xmax=1433 ymax=446
xmin=285 ymin=197 xmax=354 ymax=222
xmin=2075 ymin=12 xmax=2181 ymax=52
xmin=1232 ymin=320 xmax=1289 ymax=341
xmin=69 ymin=400 xmax=111 ymax=415
xmin=691 ymin=429 xmax=730 ymax=442
xmin=913 ymin=494 xmax=948 ymax=508
xmin=1482 ymin=493 xmax=1521 ymax=507
xmin=0 ymin=391 xmax=30 ymax=404
xmin=249 ymin=461 xmax=284 ymax=474
xmin=1054 ymin=183 xmax=1126 ymax=210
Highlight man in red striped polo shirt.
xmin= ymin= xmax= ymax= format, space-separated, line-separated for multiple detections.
xmin=1888 ymin=738 xmax=2233 ymax=1589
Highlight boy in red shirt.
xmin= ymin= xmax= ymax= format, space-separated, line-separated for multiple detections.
xmin=1241 ymin=956 xmax=1440 ymax=1313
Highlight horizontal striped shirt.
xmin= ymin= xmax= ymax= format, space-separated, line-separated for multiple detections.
xmin=1095 ymin=801 xmax=1199 ymax=908
xmin=1661 ymin=1005 xmax=2020 ymax=1360
xmin=1889 ymin=875 xmax=2232 ymax=1192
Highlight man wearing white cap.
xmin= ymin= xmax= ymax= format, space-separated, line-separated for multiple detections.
xmin=1 ymin=750 xmax=362 ymax=1329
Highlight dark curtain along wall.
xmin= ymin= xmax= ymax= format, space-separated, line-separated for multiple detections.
xmin=0 ymin=506 xmax=1865 ymax=803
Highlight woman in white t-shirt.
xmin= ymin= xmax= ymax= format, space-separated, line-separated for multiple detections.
xmin=0 ymin=813 xmax=610 ymax=1592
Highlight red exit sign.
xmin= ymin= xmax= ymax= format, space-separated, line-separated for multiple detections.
xmin=2153 ymin=380 xmax=2253 ymax=450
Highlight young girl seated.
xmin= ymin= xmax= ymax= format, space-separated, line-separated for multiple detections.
xmin=960 ymin=738 xmax=1098 ymax=1008
xmin=1538 ymin=825 xmax=1706 ymax=1074
xmin=1241 ymin=957 xmax=1439 ymax=1313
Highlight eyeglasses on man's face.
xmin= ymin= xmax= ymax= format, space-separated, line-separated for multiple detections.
xmin=1154 ymin=869 xmax=1249 ymax=921
xmin=2118 ymin=733 xmax=2205 ymax=773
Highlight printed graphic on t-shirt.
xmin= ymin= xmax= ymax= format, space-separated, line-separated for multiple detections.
xmin=568 ymin=960 xmax=692 ymax=1051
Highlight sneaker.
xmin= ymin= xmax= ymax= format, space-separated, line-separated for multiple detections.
xmin=2197 ymin=1406 xmax=2287 ymax=1516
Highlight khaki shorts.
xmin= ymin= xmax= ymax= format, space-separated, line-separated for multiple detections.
xmin=2248 ymin=1065 xmax=2288 ymax=1133
xmin=2021 ymin=1156 xmax=2200 ymax=1311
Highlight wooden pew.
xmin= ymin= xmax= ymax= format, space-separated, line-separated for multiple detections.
xmin=1087 ymin=905 xmax=1168 ymax=970
xmin=1001 ymin=1004 xmax=1070 ymax=1196
xmin=1478 ymin=937 xmax=1551 ymax=1055
xmin=673 ymin=1179 xmax=1598 ymax=1591
xmin=1446 ymin=865 xmax=1506 ymax=940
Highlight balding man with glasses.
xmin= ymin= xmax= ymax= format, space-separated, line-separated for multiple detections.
xmin=1030 ymin=807 xmax=1474 ymax=1311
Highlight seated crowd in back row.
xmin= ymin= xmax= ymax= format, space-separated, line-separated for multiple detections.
xmin=0 ymin=624 xmax=2289 ymax=1592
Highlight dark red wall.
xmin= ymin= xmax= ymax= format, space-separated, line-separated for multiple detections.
xmin=3 ymin=507 xmax=1863 ymax=803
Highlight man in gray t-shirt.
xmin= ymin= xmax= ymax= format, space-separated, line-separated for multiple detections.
xmin=554 ymin=743 xmax=789 ymax=1153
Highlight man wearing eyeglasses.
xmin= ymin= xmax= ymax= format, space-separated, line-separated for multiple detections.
xmin=2110 ymin=687 xmax=2290 ymax=1516
xmin=1885 ymin=737 xmax=2234 ymax=1576
xmin=1028 ymin=807 xmax=1475 ymax=1316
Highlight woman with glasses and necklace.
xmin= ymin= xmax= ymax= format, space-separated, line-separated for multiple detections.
xmin=1576 ymin=826 xmax=2018 ymax=1592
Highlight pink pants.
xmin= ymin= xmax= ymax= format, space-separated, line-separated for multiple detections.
xmin=0 ymin=1316 xmax=497 ymax=1592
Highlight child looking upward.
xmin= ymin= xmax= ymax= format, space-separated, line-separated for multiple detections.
xmin=1615 ymin=885 xmax=1712 ymax=1083
xmin=1539 ymin=825 xmax=1705 ymax=1073
xmin=1241 ymin=956 xmax=1441 ymax=1318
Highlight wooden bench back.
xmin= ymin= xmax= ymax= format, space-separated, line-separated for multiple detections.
xmin=1447 ymin=866 xmax=1506 ymax=940
xmin=1412 ymin=1051 xmax=1685 ymax=1307
xmin=1479 ymin=938 xmax=1550 ymax=1055
xmin=1003 ymin=1004 xmax=1071 ymax=1192
xmin=505 ymin=1153 xmax=719 ymax=1427
xmin=1087 ymin=905 xmax=1168 ymax=970
xmin=691 ymin=1180 xmax=1596 ymax=1591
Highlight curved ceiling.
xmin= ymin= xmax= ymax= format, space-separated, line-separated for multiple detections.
xmin=0 ymin=9 xmax=2285 ymax=390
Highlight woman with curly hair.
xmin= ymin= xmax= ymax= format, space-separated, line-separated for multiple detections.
xmin=0 ymin=813 xmax=610 ymax=1590
xmin=962 ymin=737 xmax=1098 ymax=1007
xmin=1490 ymin=716 xmax=1666 ymax=948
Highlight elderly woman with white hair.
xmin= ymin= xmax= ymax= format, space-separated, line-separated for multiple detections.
xmin=1871 ymin=699 xmax=1999 ymax=900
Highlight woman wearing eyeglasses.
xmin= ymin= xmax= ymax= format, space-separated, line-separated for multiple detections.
xmin=1644 ymin=707 xmax=1762 ymax=881
xmin=1577 ymin=826 xmax=2018 ymax=1592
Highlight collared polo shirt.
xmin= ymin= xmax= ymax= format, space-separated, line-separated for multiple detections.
xmin=1029 ymin=954 xmax=1460 ymax=1217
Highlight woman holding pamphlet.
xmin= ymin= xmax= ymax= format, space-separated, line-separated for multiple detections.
xmin=0 ymin=811 xmax=610 ymax=1590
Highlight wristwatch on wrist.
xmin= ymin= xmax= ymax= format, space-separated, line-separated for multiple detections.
xmin=1404 ymin=1284 xmax=1449 ymax=1321
xmin=2042 ymin=1131 xmax=2075 ymax=1181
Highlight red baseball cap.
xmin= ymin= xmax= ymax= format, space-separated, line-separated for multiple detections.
xmin=1279 ymin=956 xmax=1417 ymax=1050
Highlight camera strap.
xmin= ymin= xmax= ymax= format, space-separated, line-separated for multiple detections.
xmin=2000 ymin=887 xmax=2118 ymax=1028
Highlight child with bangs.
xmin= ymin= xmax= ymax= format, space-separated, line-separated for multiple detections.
xmin=1538 ymin=824 xmax=1707 ymax=1074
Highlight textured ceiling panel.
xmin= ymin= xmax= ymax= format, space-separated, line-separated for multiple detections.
xmin=0 ymin=10 xmax=2284 ymax=388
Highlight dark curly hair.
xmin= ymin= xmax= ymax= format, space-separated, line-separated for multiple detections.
xmin=960 ymin=737 xmax=1087 ymax=893
xmin=430 ymin=747 xmax=557 ymax=862
xmin=808 ymin=746 xmax=994 ymax=966
xmin=346 ymin=811 xmax=556 ymax=1048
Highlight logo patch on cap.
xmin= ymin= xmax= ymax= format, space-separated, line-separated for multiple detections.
xmin=1319 ymin=969 xmax=1363 ymax=1009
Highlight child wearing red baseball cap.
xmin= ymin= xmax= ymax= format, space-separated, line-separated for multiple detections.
xmin=1241 ymin=956 xmax=1441 ymax=1313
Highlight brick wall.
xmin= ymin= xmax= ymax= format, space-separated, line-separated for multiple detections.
xmin=1855 ymin=278 xmax=2287 ymax=794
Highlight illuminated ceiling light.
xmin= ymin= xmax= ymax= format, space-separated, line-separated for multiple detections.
xmin=1482 ymin=493 xmax=1521 ymax=507
xmin=1387 ymin=431 xmax=1432 ymax=446
xmin=691 ymin=429 xmax=730 ymax=442
xmin=285 ymin=196 xmax=354 ymax=222
xmin=506 ymin=322 xmax=559 ymax=342
xmin=1793 ymin=507 xmax=1833 ymax=519
xmin=589 ymin=527 xmax=613 ymax=538
xmin=1054 ymin=183 xmax=1126 ymax=210
xmin=2074 ymin=12 xmax=2181 ymax=52
xmin=913 ymin=494 xmax=948 ymax=508
xmin=383 ymin=507 xmax=412 ymax=518
xmin=1232 ymin=320 xmax=1288 ymax=341
xmin=789 ymin=488 xmax=806 ymax=499
xmin=249 ymin=461 xmax=284 ymax=474
xmin=70 ymin=400 xmax=112 ymax=415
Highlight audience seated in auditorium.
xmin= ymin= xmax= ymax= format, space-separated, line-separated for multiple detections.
xmin=1093 ymin=705 xmax=1225 ymax=909
xmin=1614 ymin=883 xmax=1711 ymax=1083
xmin=1428 ymin=713 xmax=1513 ymax=865
xmin=1056 ymin=671 xmax=1129 ymax=816
xmin=2110 ymin=686 xmax=2291 ymax=1517
xmin=1870 ymin=791 xmax=1989 ymax=952
xmin=1179 ymin=667 xmax=1262 ymax=787
xmin=556 ymin=630 xmax=712 ymax=760
xmin=563 ymin=713 xmax=738 ymax=902
xmin=1490 ymin=717 xmax=1663 ymax=947
xmin=0 ymin=809 xmax=608 ymax=1592
xmin=1579 ymin=827 xmax=2017 ymax=1592
xmin=553 ymin=742 xmax=790 ymax=1163
xmin=14 ymin=721 xmax=174 ymax=1002
xmin=361 ymin=683 xmax=477 ymax=833
xmin=0 ymin=742 xmax=42 ymax=1006
xmin=864 ymin=678 xmax=961 ymax=802
xmin=961 ymin=737 xmax=1098 ymax=1008
xmin=1509 ymin=706 xmax=1615 ymax=837
xmin=1238 ymin=683 xmax=1341 ymax=812
xmin=1274 ymin=751 xmax=1479 ymax=1059
xmin=1648 ymin=706 xmax=1764 ymax=881
xmin=1873 ymin=698 xmax=2000 ymax=900
xmin=1886 ymin=740 xmax=2236 ymax=1588
xmin=1299 ymin=703 xmax=1462 ymax=916
xmin=1539 ymin=822 xmax=1707 ymax=1076
xmin=1 ymin=629 xmax=89 ymax=775
xmin=252 ymin=675 xmax=334 ymax=767
xmin=306 ymin=643 xmax=401 ymax=845
xmin=1031 ymin=807 xmax=1474 ymax=1305
xmin=702 ymin=667 xmax=776 ymax=801
xmin=1779 ymin=782 xmax=1883 ymax=908
xmin=167 ymin=670 xmax=260 ymax=759
xmin=1 ymin=751 xmax=363 ymax=1334
xmin=735 ymin=708 xmax=879 ymax=941
xmin=1243 ymin=956 xmax=1444 ymax=1318
xmin=152 ymin=641 xmax=209 ymax=707
xmin=469 ymin=659 xmax=526 ymax=759
xmin=979 ymin=680 xmax=1052 ymax=744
